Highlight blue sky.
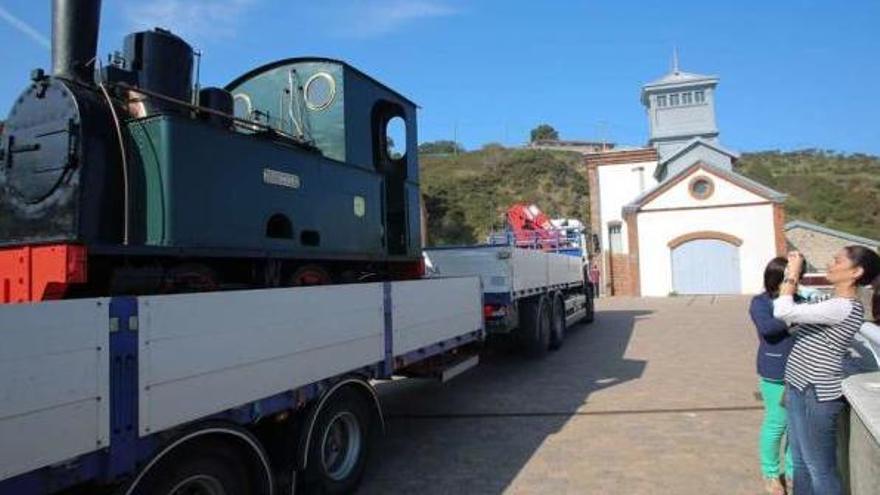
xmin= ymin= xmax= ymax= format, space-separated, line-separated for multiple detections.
xmin=1 ymin=0 xmax=878 ymax=154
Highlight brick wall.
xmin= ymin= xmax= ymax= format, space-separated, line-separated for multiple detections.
xmin=587 ymin=163 xmax=604 ymax=294
xmin=624 ymin=211 xmax=641 ymax=296
xmin=773 ymin=205 xmax=786 ymax=256
xmin=607 ymin=253 xmax=639 ymax=296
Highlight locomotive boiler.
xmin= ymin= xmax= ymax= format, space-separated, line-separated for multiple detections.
xmin=0 ymin=0 xmax=423 ymax=303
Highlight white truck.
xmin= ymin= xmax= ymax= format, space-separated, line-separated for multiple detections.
xmin=425 ymin=241 xmax=593 ymax=355
xmin=0 ymin=277 xmax=484 ymax=495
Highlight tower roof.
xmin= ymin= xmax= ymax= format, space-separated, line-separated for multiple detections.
xmin=643 ymin=69 xmax=718 ymax=89
xmin=640 ymin=51 xmax=718 ymax=105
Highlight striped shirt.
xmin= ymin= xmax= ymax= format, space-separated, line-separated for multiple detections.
xmin=773 ymin=295 xmax=864 ymax=401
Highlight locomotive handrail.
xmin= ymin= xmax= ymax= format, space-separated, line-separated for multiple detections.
xmin=99 ymin=82 xmax=131 ymax=244
xmin=112 ymin=82 xmax=316 ymax=149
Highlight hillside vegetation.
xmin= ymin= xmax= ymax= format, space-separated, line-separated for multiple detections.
xmin=735 ymin=150 xmax=880 ymax=240
xmin=421 ymin=147 xmax=587 ymax=245
xmin=421 ymin=147 xmax=879 ymax=246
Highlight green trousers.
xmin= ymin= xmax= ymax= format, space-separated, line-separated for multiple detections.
xmin=759 ymin=377 xmax=793 ymax=478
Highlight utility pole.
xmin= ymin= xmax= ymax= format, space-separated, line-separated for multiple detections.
xmin=595 ymin=120 xmax=609 ymax=151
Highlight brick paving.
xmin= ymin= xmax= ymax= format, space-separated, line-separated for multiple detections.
xmin=359 ymin=296 xmax=766 ymax=494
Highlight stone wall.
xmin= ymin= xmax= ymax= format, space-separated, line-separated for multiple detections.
xmin=786 ymin=227 xmax=876 ymax=272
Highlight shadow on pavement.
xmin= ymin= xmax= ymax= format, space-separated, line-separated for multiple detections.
xmin=358 ymin=309 xmax=651 ymax=494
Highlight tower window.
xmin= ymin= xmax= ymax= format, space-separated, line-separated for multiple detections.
xmin=656 ymin=95 xmax=667 ymax=107
xmin=669 ymin=93 xmax=680 ymax=106
xmin=682 ymin=92 xmax=693 ymax=105
xmin=695 ymin=90 xmax=705 ymax=103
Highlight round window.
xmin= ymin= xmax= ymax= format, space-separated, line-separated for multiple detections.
xmin=304 ymin=72 xmax=336 ymax=111
xmin=385 ymin=116 xmax=407 ymax=160
xmin=689 ymin=176 xmax=714 ymax=199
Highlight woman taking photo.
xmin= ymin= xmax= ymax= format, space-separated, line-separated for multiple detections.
xmin=749 ymin=257 xmax=795 ymax=494
xmin=773 ymin=247 xmax=880 ymax=495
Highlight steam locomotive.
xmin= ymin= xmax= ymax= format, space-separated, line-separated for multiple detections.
xmin=0 ymin=1 xmax=423 ymax=303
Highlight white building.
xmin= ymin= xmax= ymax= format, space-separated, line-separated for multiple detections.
xmin=586 ymin=58 xmax=787 ymax=296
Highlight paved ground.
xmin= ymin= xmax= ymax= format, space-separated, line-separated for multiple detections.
xmin=358 ymin=296 xmax=767 ymax=494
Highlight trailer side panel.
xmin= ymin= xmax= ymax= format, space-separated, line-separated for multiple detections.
xmin=391 ymin=277 xmax=483 ymax=355
xmin=137 ymin=285 xmax=385 ymax=436
xmin=0 ymin=299 xmax=110 ymax=480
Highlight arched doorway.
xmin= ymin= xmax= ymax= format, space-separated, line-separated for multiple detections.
xmin=670 ymin=237 xmax=741 ymax=294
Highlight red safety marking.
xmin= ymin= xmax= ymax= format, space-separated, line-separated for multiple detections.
xmin=0 ymin=244 xmax=87 ymax=304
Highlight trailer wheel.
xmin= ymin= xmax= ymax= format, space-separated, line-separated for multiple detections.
xmin=519 ymin=296 xmax=550 ymax=356
xmin=304 ymin=388 xmax=374 ymax=494
xmin=549 ymin=295 xmax=566 ymax=351
xmin=128 ymin=436 xmax=270 ymax=495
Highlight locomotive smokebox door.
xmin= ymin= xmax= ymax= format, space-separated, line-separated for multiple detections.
xmin=3 ymin=82 xmax=80 ymax=206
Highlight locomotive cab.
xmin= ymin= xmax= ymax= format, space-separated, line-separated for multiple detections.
xmin=226 ymin=59 xmax=421 ymax=256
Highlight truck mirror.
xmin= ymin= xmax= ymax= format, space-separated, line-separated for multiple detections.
xmin=591 ymin=233 xmax=600 ymax=254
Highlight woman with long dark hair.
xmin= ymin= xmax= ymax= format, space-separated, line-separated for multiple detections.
xmin=749 ymin=257 xmax=795 ymax=494
xmin=773 ymin=246 xmax=880 ymax=495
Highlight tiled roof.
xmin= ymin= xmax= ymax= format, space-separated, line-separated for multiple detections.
xmin=653 ymin=138 xmax=740 ymax=180
xmin=584 ymin=147 xmax=658 ymax=166
xmin=785 ymin=220 xmax=880 ymax=247
xmin=659 ymin=138 xmax=740 ymax=167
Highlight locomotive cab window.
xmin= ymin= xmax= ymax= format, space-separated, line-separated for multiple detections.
xmin=371 ymin=100 xmax=408 ymax=172
xmin=304 ymin=72 xmax=336 ymax=111
xmin=233 ymin=93 xmax=253 ymax=120
xmin=385 ymin=116 xmax=407 ymax=160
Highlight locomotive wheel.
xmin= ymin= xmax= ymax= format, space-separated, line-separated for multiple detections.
xmin=289 ymin=265 xmax=332 ymax=286
xmin=165 ymin=264 xmax=220 ymax=293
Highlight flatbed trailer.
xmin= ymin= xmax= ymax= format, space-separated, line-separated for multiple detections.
xmin=0 ymin=277 xmax=483 ymax=495
xmin=424 ymin=243 xmax=593 ymax=354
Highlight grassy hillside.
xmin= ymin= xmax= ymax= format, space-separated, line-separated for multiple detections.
xmin=421 ymin=147 xmax=588 ymax=245
xmin=420 ymin=147 xmax=880 ymax=247
xmin=735 ymin=150 xmax=880 ymax=240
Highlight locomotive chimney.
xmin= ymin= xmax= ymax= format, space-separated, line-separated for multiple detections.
xmin=52 ymin=0 xmax=102 ymax=82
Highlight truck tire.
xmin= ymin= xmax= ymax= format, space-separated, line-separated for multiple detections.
xmin=549 ymin=294 xmax=566 ymax=351
xmin=519 ymin=296 xmax=550 ymax=356
xmin=304 ymin=388 xmax=374 ymax=494
xmin=583 ymin=283 xmax=595 ymax=324
xmin=128 ymin=437 xmax=268 ymax=495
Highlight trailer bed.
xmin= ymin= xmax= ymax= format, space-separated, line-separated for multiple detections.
xmin=0 ymin=277 xmax=482 ymax=486
xmin=424 ymin=244 xmax=583 ymax=300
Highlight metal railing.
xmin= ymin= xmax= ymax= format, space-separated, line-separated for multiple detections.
xmin=487 ymin=229 xmax=586 ymax=256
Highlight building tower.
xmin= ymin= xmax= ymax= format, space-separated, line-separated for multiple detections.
xmin=641 ymin=50 xmax=720 ymax=165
